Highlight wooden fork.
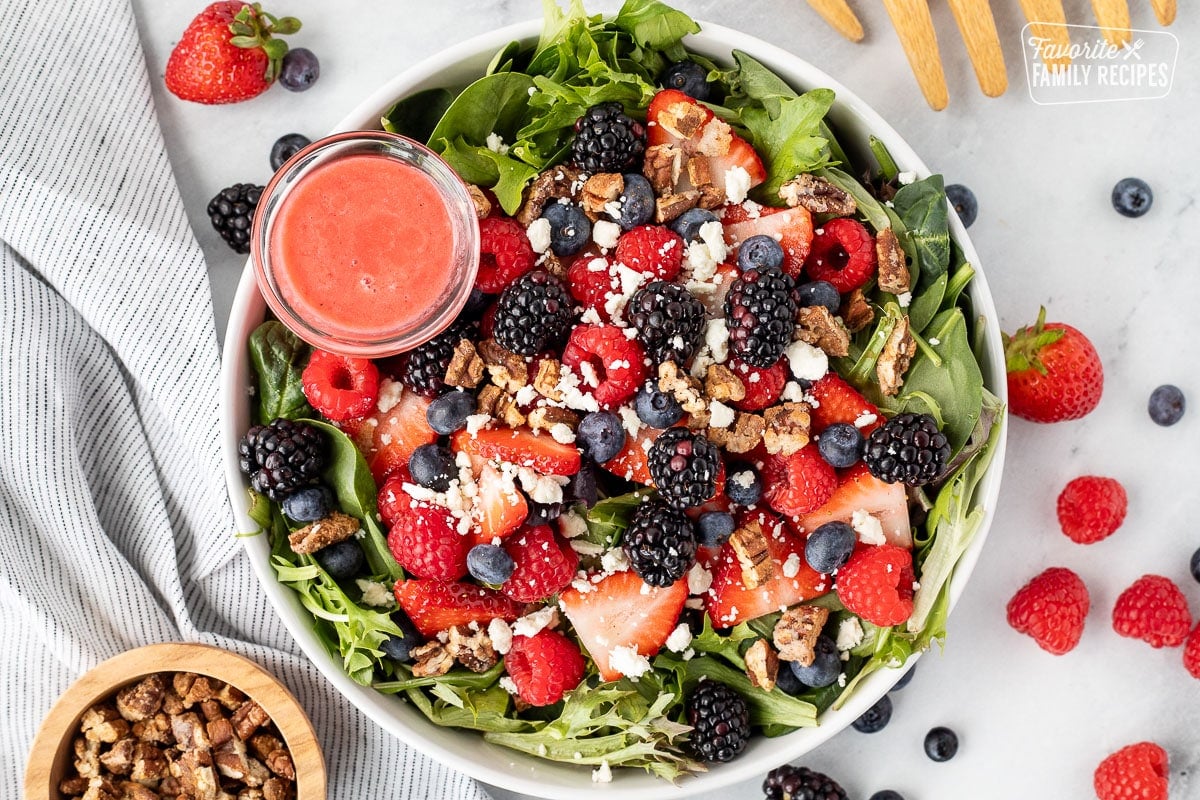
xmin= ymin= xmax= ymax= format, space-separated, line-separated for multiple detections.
xmin=880 ymin=0 xmax=949 ymax=110
xmin=946 ymin=0 xmax=1007 ymax=97
xmin=805 ymin=0 xmax=864 ymax=42
xmin=1017 ymin=0 xmax=1073 ymax=69
xmin=1091 ymin=0 xmax=1133 ymax=46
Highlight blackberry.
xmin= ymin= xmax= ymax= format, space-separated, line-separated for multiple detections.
xmin=647 ymin=428 xmax=721 ymax=509
xmin=493 ymin=271 xmax=573 ymax=356
xmin=628 ymin=281 xmax=706 ymax=363
xmin=623 ymin=499 xmax=697 ymax=587
xmin=569 ymin=102 xmax=646 ymax=174
xmin=724 ymin=268 xmax=799 ymax=368
xmin=863 ymin=412 xmax=951 ymax=486
xmin=763 ymin=765 xmax=849 ymax=800
xmin=238 ymin=418 xmax=326 ymax=501
xmin=401 ymin=320 xmax=476 ymax=397
xmin=686 ymin=680 xmax=750 ymax=763
xmin=207 ymin=183 xmax=264 ymax=254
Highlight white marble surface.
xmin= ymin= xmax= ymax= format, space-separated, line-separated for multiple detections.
xmin=131 ymin=0 xmax=1200 ymax=797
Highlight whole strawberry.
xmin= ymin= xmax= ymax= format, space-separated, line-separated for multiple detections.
xmin=1006 ymin=567 xmax=1089 ymax=655
xmin=1003 ymin=307 xmax=1103 ymax=423
xmin=1112 ymin=574 xmax=1192 ymax=648
xmin=165 ymin=2 xmax=300 ymax=104
xmin=1057 ymin=475 xmax=1127 ymax=544
xmin=1093 ymin=741 xmax=1169 ymax=800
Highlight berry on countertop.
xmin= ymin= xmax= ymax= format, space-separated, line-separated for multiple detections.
xmin=407 ymin=443 xmax=455 ymax=492
xmin=577 ymin=411 xmax=627 ymax=463
xmin=924 ymin=727 xmax=959 ymax=762
xmin=628 ymin=281 xmax=706 ymax=363
xmin=790 ymin=635 xmax=840 ymax=688
xmin=669 ymin=207 xmax=718 ymax=242
xmin=1184 ymin=622 xmax=1200 ymax=679
xmin=165 ymin=1 xmax=299 ymax=104
xmin=1004 ymin=307 xmax=1104 ymax=423
xmin=379 ymin=611 xmax=423 ymax=663
xmin=617 ymin=173 xmax=656 ymax=230
xmin=313 ymin=538 xmax=365 ymax=580
xmin=302 ymin=349 xmax=380 ymax=421
xmin=796 ymin=280 xmax=842 ymax=315
xmin=697 ymin=511 xmax=736 ymax=547
xmin=661 ymin=60 xmax=712 ymax=101
xmin=890 ymin=662 xmax=917 ymax=691
xmin=238 ymin=418 xmax=326 ymax=501
xmin=763 ymin=765 xmax=848 ymax=800
xmin=635 ymin=382 xmax=684 ymax=429
xmin=863 ymin=412 xmax=950 ymax=486
xmin=1094 ymin=742 xmax=1168 ymax=800
xmin=736 ymin=234 xmax=785 ymax=272
xmin=561 ymin=324 xmax=648 ymax=409
xmin=817 ymin=422 xmax=864 ymax=468
xmin=648 ymin=428 xmax=721 ymax=509
xmin=945 ymin=183 xmax=978 ymax=227
xmin=504 ymin=629 xmax=586 ymax=707
xmin=569 ymin=101 xmax=646 ymax=173
xmin=392 ymin=579 xmax=524 ymax=638
xmin=615 ymin=225 xmax=685 ymax=281
xmin=725 ymin=268 xmax=799 ymax=368
xmin=270 ymin=132 xmax=310 ymax=170
xmin=425 ymin=391 xmax=476 ymax=435
xmin=686 ymin=680 xmax=751 ymax=763
xmin=1148 ymin=384 xmax=1185 ymax=426
xmin=400 ymin=320 xmax=476 ymax=398
xmin=852 ymin=694 xmax=893 ymax=733
xmin=762 ymin=445 xmax=837 ymax=517
xmin=540 ymin=201 xmax=592 ymax=257
xmin=281 ymin=484 xmax=333 ymax=522
xmin=804 ymin=521 xmax=857 ymax=574
xmin=493 ymin=270 xmax=574 ymax=356
xmin=805 ymin=217 xmax=877 ymax=293
xmin=466 ymin=543 xmax=515 ymax=585
xmin=728 ymin=356 xmax=788 ymax=412
xmin=1111 ymin=177 xmax=1153 ymax=218
xmin=452 ymin=427 xmax=582 ymax=477
xmin=624 ymin=499 xmax=697 ymax=586
xmin=1057 ymin=476 xmax=1127 ymax=544
xmin=1005 ymin=567 xmax=1089 ymax=655
xmin=501 ymin=524 xmax=579 ymax=603
xmin=1112 ymin=574 xmax=1192 ymax=648
xmin=387 ymin=502 xmax=469 ymax=582
xmin=1191 ymin=547 xmax=1200 ymax=584
xmin=278 ymin=46 xmax=319 ymax=91
xmin=868 ymin=793 xmax=906 ymax=800
xmin=836 ymin=545 xmax=915 ymax=627
xmin=475 ymin=216 xmax=536 ymax=293
xmin=724 ymin=463 xmax=763 ymax=506
xmin=207 ymin=183 xmax=264 ymax=254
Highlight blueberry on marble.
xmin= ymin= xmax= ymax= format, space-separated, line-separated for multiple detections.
xmin=281 ymin=484 xmax=333 ymax=522
xmin=1148 ymin=384 xmax=1185 ymax=426
xmin=380 ymin=611 xmax=423 ymax=663
xmin=890 ymin=662 xmax=918 ymax=691
xmin=409 ymin=444 xmax=456 ymax=491
xmin=426 ymin=391 xmax=476 ymax=435
xmin=869 ymin=792 xmax=906 ymax=800
xmin=790 ymin=635 xmax=840 ymax=688
xmin=796 ymin=280 xmax=841 ymax=315
xmin=313 ymin=539 xmax=365 ymax=580
xmin=1112 ymin=177 xmax=1153 ymax=218
xmin=270 ymin=133 xmax=310 ymax=171
xmin=724 ymin=463 xmax=762 ymax=507
xmin=577 ymin=411 xmax=626 ymax=463
xmin=852 ymin=694 xmax=893 ymax=733
xmin=697 ymin=511 xmax=736 ymax=547
xmin=541 ymin=201 xmax=592 ymax=257
xmin=805 ymin=521 xmax=857 ymax=574
xmin=817 ymin=422 xmax=864 ymax=468
xmin=1190 ymin=547 xmax=1200 ymax=585
xmin=924 ymin=726 xmax=959 ymax=762
xmin=618 ymin=174 xmax=656 ymax=230
xmin=945 ymin=183 xmax=978 ymax=227
xmin=669 ymin=207 xmax=718 ymax=243
xmin=635 ymin=382 xmax=684 ymax=428
xmin=736 ymin=234 xmax=785 ymax=272
xmin=661 ymin=60 xmax=712 ymax=101
xmin=279 ymin=48 xmax=320 ymax=92
xmin=467 ymin=543 xmax=515 ymax=585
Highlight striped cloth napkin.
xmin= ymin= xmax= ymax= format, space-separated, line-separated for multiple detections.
xmin=0 ymin=1 xmax=490 ymax=797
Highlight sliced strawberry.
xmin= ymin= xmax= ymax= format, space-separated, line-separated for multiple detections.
xmin=472 ymin=461 xmax=528 ymax=545
xmin=695 ymin=261 xmax=739 ymax=318
xmin=707 ymin=131 xmax=766 ymax=193
xmin=646 ymin=89 xmax=714 ymax=148
xmin=646 ymin=90 xmax=762 ymax=200
xmin=451 ymin=427 xmax=581 ymax=476
xmin=705 ymin=510 xmax=827 ymax=628
xmin=729 ymin=356 xmax=788 ymax=412
xmin=601 ymin=424 xmax=661 ymax=484
xmin=559 ymin=571 xmax=688 ymax=682
xmin=723 ymin=205 xmax=814 ymax=278
xmin=502 ymin=524 xmax=579 ymax=602
xmin=808 ymin=373 xmax=882 ymax=433
xmin=351 ymin=391 xmax=437 ymax=485
xmin=393 ymin=579 xmax=524 ymax=638
xmin=798 ymin=463 xmax=912 ymax=548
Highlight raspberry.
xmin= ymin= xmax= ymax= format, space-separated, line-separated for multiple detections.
xmin=1057 ymin=475 xmax=1127 ymax=544
xmin=566 ymin=253 xmax=615 ymax=321
xmin=762 ymin=445 xmax=837 ymax=517
xmin=561 ymin=324 xmax=647 ymax=409
xmin=301 ymin=349 xmax=380 ymax=422
xmin=501 ymin=524 xmax=579 ymax=603
xmin=835 ymin=545 xmax=915 ymax=627
xmin=1094 ymin=742 xmax=1169 ymax=800
xmin=504 ymin=629 xmax=586 ymax=706
xmin=1005 ymin=567 xmax=1090 ymax=655
xmin=615 ymin=225 xmax=684 ymax=280
xmin=1112 ymin=574 xmax=1192 ymax=648
xmin=386 ymin=501 xmax=469 ymax=582
xmin=476 ymin=216 xmax=536 ymax=293
xmin=805 ymin=218 xmax=877 ymax=293
xmin=727 ymin=356 xmax=787 ymax=412
xmin=1183 ymin=622 xmax=1200 ymax=679
xmin=376 ymin=473 xmax=408 ymax=529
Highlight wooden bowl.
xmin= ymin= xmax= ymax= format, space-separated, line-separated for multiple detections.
xmin=24 ymin=642 xmax=326 ymax=799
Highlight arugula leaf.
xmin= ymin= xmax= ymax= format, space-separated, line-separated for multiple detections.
xmin=688 ymin=615 xmax=758 ymax=669
xmin=893 ymin=175 xmax=951 ymax=285
xmin=582 ymin=489 xmax=653 ymax=547
xmin=739 ymin=88 xmax=835 ymax=199
xmin=375 ymin=661 xmax=504 ymax=694
xmin=381 ymin=88 xmax=454 ymax=143
xmin=613 ymin=0 xmax=699 ymax=50
xmin=405 ymin=683 xmax=533 ymax=734
xmin=247 ymin=321 xmax=313 ymax=425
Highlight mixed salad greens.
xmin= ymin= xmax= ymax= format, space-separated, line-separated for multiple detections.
xmin=243 ymin=0 xmax=1003 ymax=781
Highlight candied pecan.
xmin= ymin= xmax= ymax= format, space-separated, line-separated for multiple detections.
xmin=841 ymin=287 xmax=875 ymax=333
xmin=467 ymin=184 xmax=491 ymax=219
xmin=580 ymin=173 xmax=623 ymax=220
xmin=706 ymin=412 xmax=764 ymax=453
xmin=643 ymin=143 xmax=683 ymax=194
xmin=527 ymin=405 xmax=579 ymax=434
xmin=774 ymin=605 xmax=830 ymax=665
xmin=532 ymin=358 xmax=563 ymax=401
xmin=447 ymin=625 xmax=499 ymax=673
xmin=704 ymin=364 xmax=746 ymax=403
xmin=98 ymin=738 xmax=136 ymax=775
xmin=444 ymin=339 xmax=485 ymax=389
xmin=132 ymin=713 xmax=172 ymax=745
xmin=477 ymin=338 xmax=528 ymax=393
xmin=516 ymin=165 xmax=583 ymax=226
xmin=60 ymin=776 xmax=90 ymax=796
xmin=729 ymin=520 xmax=773 ymax=588
xmin=287 ymin=511 xmax=360 ymax=555
xmin=74 ymin=736 xmax=102 ymax=778
xmin=875 ymin=227 xmax=911 ymax=294
xmin=655 ymin=191 xmax=700 ymax=224
xmin=81 ymin=705 xmax=130 ymax=744
xmin=877 ymin=314 xmax=916 ymax=397
xmin=796 ymin=306 xmax=851 ymax=358
xmin=130 ymin=741 xmax=170 ymax=783
xmin=657 ymin=361 xmax=706 ymax=415
xmin=762 ymin=402 xmax=812 ymax=456
xmin=230 ymin=701 xmax=271 ymax=742
xmin=410 ymin=641 xmax=454 ymax=678
xmin=262 ymin=777 xmax=290 ymax=800
xmin=206 ymin=717 xmax=235 ymax=750
xmin=744 ymin=639 xmax=780 ymax=691
xmin=657 ymin=99 xmax=709 ymax=142
xmin=116 ymin=674 xmax=166 ymax=722
xmin=778 ymin=173 xmax=857 ymax=216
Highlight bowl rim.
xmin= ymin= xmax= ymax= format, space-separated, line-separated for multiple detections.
xmin=219 ymin=17 xmax=1007 ymax=798
xmin=24 ymin=642 xmax=326 ymax=799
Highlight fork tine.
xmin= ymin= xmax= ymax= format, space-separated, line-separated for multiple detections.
xmin=1091 ymin=0 xmax=1133 ymax=46
xmin=880 ymin=0 xmax=949 ymax=110
xmin=805 ymin=0 xmax=865 ymax=42
xmin=1149 ymin=0 xmax=1176 ymax=25
xmin=946 ymin=0 xmax=1008 ymax=96
xmin=1017 ymin=0 xmax=1072 ymax=69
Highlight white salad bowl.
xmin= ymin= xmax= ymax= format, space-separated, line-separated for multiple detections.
xmin=219 ymin=19 xmax=1008 ymax=799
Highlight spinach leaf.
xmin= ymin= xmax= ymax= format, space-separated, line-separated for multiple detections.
xmin=907 ymin=271 xmax=947 ymax=334
xmin=613 ymin=0 xmax=699 ymax=49
xmin=247 ymin=321 xmax=312 ymax=425
xmin=893 ymin=175 xmax=951 ymax=285
xmin=582 ymin=489 xmax=653 ymax=546
xmin=381 ymin=88 xmax=454 ymax=143
xmin=673 ymin=656 xmax=817 ymax=729
xmin=486 ymin=40 xmax=526 ymax=75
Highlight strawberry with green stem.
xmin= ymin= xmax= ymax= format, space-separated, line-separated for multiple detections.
xmin=1004 ymin=306 xmax=1103 ymax=423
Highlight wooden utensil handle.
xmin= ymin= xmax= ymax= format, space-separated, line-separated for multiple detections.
xmin=947 ymin=0 xmax=1008 ymax=97
xmin=806 ymin=0 xmax=865 ymax=42
xmin=881 ymin=0 xmax=949 ymax=111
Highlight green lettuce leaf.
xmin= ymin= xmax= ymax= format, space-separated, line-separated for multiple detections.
xmin=247 ymin=321 xmax=312 ymax=425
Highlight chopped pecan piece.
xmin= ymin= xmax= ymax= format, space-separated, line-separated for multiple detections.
xmin=773 ymin=605 xmax=830 ymax=666
xmin=643 ymin=143 xmax=683 ymax=194
xmin=171 ymin=712 xmax=211 ymax=751
xmin=116 ymin=674 xmax=166 ymax=722
xmin=230 ymin=702 xmax=271 ymax=742
xmin=704 ymin=364 xmax=746 ymax=403
xmin=762 ymin=402 xmax=812 ymax=456
xmin=658 ymin=98 xmax=709 ymax=142
xmin=60 ymin=775 xmax=90 ymax=796
xmin=527 ymin=405 xmax=579 ymax=434
xmin=875 ymin=228 xmax=911 ymax=294
xmin=687 ymin=158 xmax=727 ymax=209
xmin=263 ymin=749 xmax=295 ymax=782
xmin=199 ymin=699 xmax=223 ymax=723
xmin=207 ymin=716 xmax=235 ymax=750
xmin=684 ymin=405 xmax=711 ymax=430
xmin=161 ymin=688 xmax=185 ymax=716
xmin=538 ymin=251 xmax=569 ymax=279
xmin=171 ymin=750 xmax=220 ymax=800
xmin=744 ymin=639 xmax=780 ymax=691
xmin=580 ymin=172 xmax=623 ymax=219
xmin=729 ymin=520 xmax=774 ymax=588
xmin=410 ymin=641 xmax=454 ymax=678
xmin=706 ymin=412 xmax=764 ymax=453
xmin=74 ymin=737 xmax=102 ymax=777
xmin=778 ymin=173 xmax=857 ymax=216
xmin=657 ymin=361 xmax=706 ymax=415
xmin=655 ymin=190 xmax=700 ymax=224
xmin=82 ymin=705 xmax=130 ymax=744
xmin=118 ymin=782 xmax=160 ymax=800
xmin=494 ymin=391 xmax=527 ymax=428
xmin=877 ymin=315 xmax=916 ymax=397
xmin=516 ymin=165 xmax=583 ymax=226
xmin=287 ymin=510 xmax=360 ymax=555
xmin=841 ymin=287 xmax=875 ymax=333
xmin=477 ymin=338 xmax=528 ymax=393
xmin=99 ymin=738 xmax=136 ymax=775
xmin=796 ymin=306 xmax=851 ymax=358
xmin=532 ymin=358 xmax=563 ymax=401
xmin=180 ymin=676 xmax=219 ymax=708
xmin=132 ymin=713 xmax=172 ymax=745
xmin=248 ymin=733 xmax=284 ymax=763
xmin=474 ymin=384 xmax=504 ymax=417
xmin=131 ymin=741 xmax=170 ymax=783
xmin=697 ymin=182 xmax=726 ymax=210
xmin=80 ymin=776 xmax=120 ymax=800
xmin=447 ymin=624 xmax=499 ymax=673
xmin=444 ymin=339 xmax=485 ymax=389
xmin=467 ymin=184 xmax=491 ymax=219
xmin=262 ymin=777 xmax=290 ymax=800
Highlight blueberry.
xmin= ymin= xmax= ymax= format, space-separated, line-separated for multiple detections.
xmin=945 ymin=183 xmax=978 ymax=227
xmin=924 ymin=726 xmax=959 ymax=762
xmin=796 ymin=281 xmax=841 ymax=315
xmin=736 ymin=234 xmax=784 ymax=272
xmin=577 ymin=411 xmax=626 ymax=463
xmin=426 ymin=391 xmax=477 ymax=435
xmin=270 ymin=133 xmax=311 ymax=171
xmin=279 ymin=47 xmax=320 ymax=92
xmin=459 ymin=286 xmax=492 ymax=319
xmin=790 ymin=635 xmax=840 ymax=688
xmin=313 ymin=539 xmax=365 ymax=580
xmin=869 ymin=792 xmax=906 ymax=800
xmin=380 ymin=611 xmax=423 ymax=663
xmin=697 ymin=511 xmax=736 ymax=547
xmin=541 ymin=201 xmax=592 ymax=257
xmin=281 ymin=485 xmax=333 ymax=522
xmin=1112 ymin=177 xmax=1153 ymax=218
xmin=618 ymin=174 xmax=656 ymax=230
xmin=1148 ymin=384 xmax=1185 ymax=426
xmin=774 ymin=661 xmax=807 ymax=696
xmin=467 ymin=544 xmax=515 ymax=585
xmin=724 ymin=463 xmax=762 ymax=506
xmin=669 ymin=207 xmax=718 ymax=243
xmin=805 ymin=521 xmax=856 ymax=574
xmin=1190 ymin=547 xmax=1200 ymax=584
xmin=817 ymin=423 xmax=864 ymax=468
xmin=852 ymin=694 xmax=893 ymax=733
xmin=635 ymin=383 xmax=684 ymax=428
xmin=567 ymin=461 xmax=599 ymax=507
xmin=525 ymin=501 xmax=563 ymax=527
xmin=661 ymin=60 xmax=712 ymax=101
xmin=890 ymin=662 xmax=918 ymax=691
xmin=408 ymin=444 xmax=456 ymax=491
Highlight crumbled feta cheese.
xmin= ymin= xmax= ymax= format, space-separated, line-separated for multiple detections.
xmin=525 ymin=217 xmax=552 ymax=255
xmin=376 ymin=379 xmax=404 ymax=413
xmin=731 ymin=470 xmax=755 ymax=489
xmin=592 ymin=761 xmax=612 ymax=783
xmin=515 ymin=384 xmax=538 ymax=406
xmin=782 ymin=553 xmax=801 ymax=579
xmin=580 ymin=307 xmax=602 ymax=325
xmin=608 ymin=644 xmax=652 ymax=679
xmin=570 ymin=539 xmax=605 ymax=556
xmin=682 ymin=220 xmax=728 ymax=282
xmin=724 ymin=165 xmax=752 ymax=204
xmin=897 ymin=171 xmax=917 ymax=185
xmin=687 ymin=562 xmax=713 ymax=595
xmin=929 ymin=337 xmax=940 ymax=346
xmin=703 ymin=318 xmax=729 ymax=364
xmin=781 ymin=381 xmax=805 ymax=402
xmin=689 ymin=345 xmax=716 ymax=380
xmin=465 ymin=414 xmax=491 ymax=435
xmin=489 ymin=618 xmax=514 ymax=655
xmin=836 ymin=617 xmax=864 ymax=652
xmin=593 ymin=219 xmax=621 ymax=249
xmin=499 ymin=676 xmax=519 ymax=695
xmin=558 ymin=511 xmax=588 ymax=539
xmin=512 ymin=607 xmax=558 ymax=638
xmin=617 ymin=404 xmax=643 ymax=438
xmin=854 ymin=412 xmax=878 ymax=429
xmin=554 ymin=364 xmax=601 ymax=413
xmin=666 ymin=623 xmax=693 ymax=653
xmin=604 ymin=200 xmax=624 ymax=220
xmin=356 ymin=579 xmax=393 ymax=607
xmin=897 ymin=291 xmax=912 ymax=308
xmin=579 ymin=360 xmax=599 ymax=388
xmin=851 ymin=509 xmax=887 ymax=546
xmin=837 ymin=672 xmax=847 ymax=687
xmin=785 ymin=339 xmax=829 ymax=381
xmin=485 ymin=132 xmax=509 ymax=155
xmin=601 ymin=547 xmax=631 ymax=573
xmin=550 ymin=423 xmax=576 ymax=444
xmin=709 ymin=400 xmax=735 ymax=429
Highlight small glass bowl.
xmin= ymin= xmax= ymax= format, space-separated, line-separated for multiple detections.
xmin=251 ymin=131 xmax=480 ymax=358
